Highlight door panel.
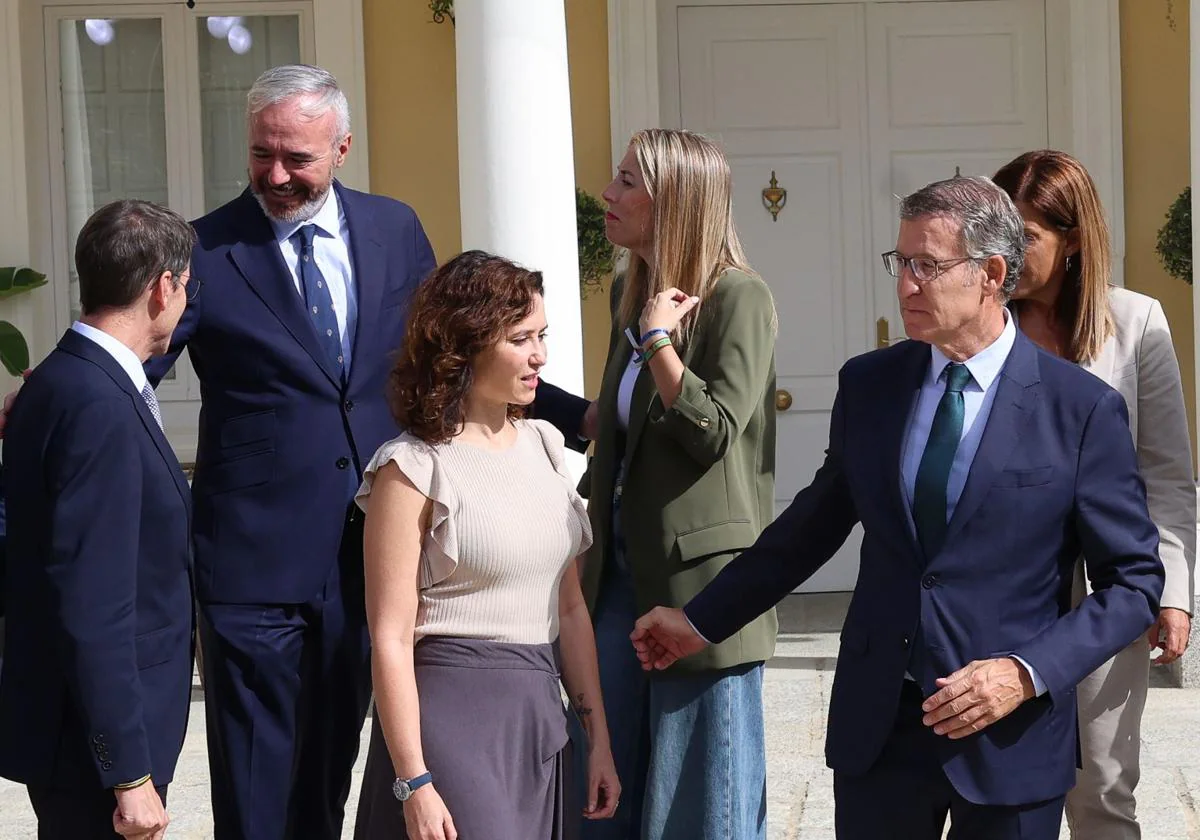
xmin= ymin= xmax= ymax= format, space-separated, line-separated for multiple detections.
xmin=669 ymin=0 xmax=1049 ymax=592
xmin=677 ymin=4 xmax=868 ymax=592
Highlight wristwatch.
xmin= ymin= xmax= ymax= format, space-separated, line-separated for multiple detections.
xmin=392 ymin=771 xmax=434 ymax=802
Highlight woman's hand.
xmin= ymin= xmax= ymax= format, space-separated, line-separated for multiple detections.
xmin=583 ymin=741 xmax=621 ymax=820
xmin=403 ymin=785 xmax=458 ymax=840
xmin=639 ymin=287 xmax=700 ymax=339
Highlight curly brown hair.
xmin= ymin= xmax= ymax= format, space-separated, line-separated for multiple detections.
xmin=390 ymin=250 xmax=545 ymax=444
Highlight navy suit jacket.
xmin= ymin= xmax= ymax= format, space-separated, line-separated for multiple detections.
xmin=146 ymin=182 xmax=436 ymax=604
xmin=687 ymin=331 xmax=1163 ymax=806
xmin=533 ymin=381 xmax=589 ymax=453
xmin=0 ymin=331 xmax=194 ymax=790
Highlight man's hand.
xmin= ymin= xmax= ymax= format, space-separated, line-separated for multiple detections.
xmin=1148 ymin=607 xmax=1191 ymax=665
xmin=630 ymin=607 xmax=708 ymax=671
xmin=921 ymin=658 xmax=1035 ymax=739
xmin=580 ymin=400 xmax=599 ymax=441
xmin=0 ymin=369 xmax=30 ymax=438
xmin=112 ymin=777 xmax=167 ymax=839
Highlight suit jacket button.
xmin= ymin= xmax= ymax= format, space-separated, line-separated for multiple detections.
xmin=101 ymin=761 xmax=113 ymax=771
xmin=336 ymin=457 xmax=350 ymax=470
xmin=921 ymin=574 xmax=937 ymax=589
xmin=344 ymin=399 xmax=355 ymax=412
xmin=902 ymin=636 xmax=910 ymax=648
xmin=92 ymin=735 xmax=104 ymax=745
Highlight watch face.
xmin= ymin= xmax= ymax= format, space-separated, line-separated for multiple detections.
xmin=392 ymin=777 xmax=412 ymax=802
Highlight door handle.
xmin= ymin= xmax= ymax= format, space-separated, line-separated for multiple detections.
xmin=876 ymin=317 xmax=890 ymax=349
xmin=775 ymin=389 xmax=793 ymax=412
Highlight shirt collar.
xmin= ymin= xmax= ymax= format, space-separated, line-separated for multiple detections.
xmin=70 ymin=321 xmax=148 ymax=392
xmin=927 ymin=309 xmax=1016 ymax=391
xmin=268 ymin=186 xmax=342 ymax=244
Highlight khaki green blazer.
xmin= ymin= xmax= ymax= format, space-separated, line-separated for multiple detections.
xmin=582 ymin=269 xmax=779 ymax=672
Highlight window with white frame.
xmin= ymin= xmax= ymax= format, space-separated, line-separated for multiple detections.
xmin=35 ymin=1 xmax=315 ymax=460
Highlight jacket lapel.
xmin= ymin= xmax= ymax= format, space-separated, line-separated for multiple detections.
xmin=338 ymin=182 xmax=386 ymax=391
xmin=879 ymin=342 xmax=928 ymax=565
xmin=941 ymin=331 xmax=1041 ymax=549
xmin=623 ymin=352 xmax=656 ymax=465
xmin=58 ymin=331 xmax=192 ymax=512
xmin=226 ymin=192 xmax=343 ymax=388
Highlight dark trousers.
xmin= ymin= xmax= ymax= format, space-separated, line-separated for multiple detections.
xmin=201 ymin=508 xmax=373 ymax=840
xmin=27 ymin=783 xmax=168 ymax=839
xmin=834 ymin=680 xmax=1065 ymax=840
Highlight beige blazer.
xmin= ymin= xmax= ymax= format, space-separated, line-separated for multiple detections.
xmin=1080 ymin=286 xmax=1196 ymax=613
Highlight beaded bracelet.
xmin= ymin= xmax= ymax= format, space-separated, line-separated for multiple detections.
xmin=640 ymin=327 xmax=670 ymax=346
xmin=642 ymin=335 xmax=673 ymax=363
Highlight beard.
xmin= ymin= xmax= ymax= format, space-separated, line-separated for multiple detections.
xmin=249 ymin=169 xmax=333 ymax=224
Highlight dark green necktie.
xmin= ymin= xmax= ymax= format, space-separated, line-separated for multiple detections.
xmin=913 ymin=362 xmax=972 ymax=557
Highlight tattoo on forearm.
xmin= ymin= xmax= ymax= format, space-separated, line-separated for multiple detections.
xmin=573 ymin=693 xmax=593 ymax=718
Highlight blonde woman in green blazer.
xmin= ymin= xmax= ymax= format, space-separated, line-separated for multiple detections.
xmin=581 ymin=129 xmax=778 ymax=840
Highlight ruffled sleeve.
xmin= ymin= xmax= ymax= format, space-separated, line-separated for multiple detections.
xmin=355 ymin=433 xmax=460 ymax=589
xmin=525 ymin=419 xmax=594 ymax=556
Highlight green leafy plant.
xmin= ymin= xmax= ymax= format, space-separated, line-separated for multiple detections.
xmin=0 ymin=267 xmax=47 ymax=375
xmin=1155 ymin=186 xmax=1191 ymax=285
xmin=576 ymin=187 xmax=614 ymax=300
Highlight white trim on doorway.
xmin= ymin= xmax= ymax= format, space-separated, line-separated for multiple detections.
xmin=608 ymin=0 xmax=1126 ymax=286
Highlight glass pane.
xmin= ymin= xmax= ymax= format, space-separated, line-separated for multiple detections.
xmin=198 ymin=15 xmax=302 ymax=212
xmin=59 ymin=17 xmax=169 ymax=326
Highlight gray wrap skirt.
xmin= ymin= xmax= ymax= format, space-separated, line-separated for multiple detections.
xmin=354 ymin=637 xmax=577 ymax=840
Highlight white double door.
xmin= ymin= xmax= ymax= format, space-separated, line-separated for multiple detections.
xmin=668 ymin=0 xmax=1048 ymax=590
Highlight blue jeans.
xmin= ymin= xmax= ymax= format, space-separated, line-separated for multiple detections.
xmin=581 ymin=563 xmax=767 ymax=840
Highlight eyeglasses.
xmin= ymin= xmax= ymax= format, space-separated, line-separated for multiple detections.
xmin=881 ymin=251 xmax=980 ymax=283
xmin=181 ymin=271 xmax=201 ymax=302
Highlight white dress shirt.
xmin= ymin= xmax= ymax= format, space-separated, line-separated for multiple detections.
xmin=616 ymin=352 xmax=640 ymax=430
xmin=270 ymin=189 xmax=358 ymax=371
xmin=900 ymin=311 xmax=1017 ymax=516
xmin=71 ymin=321 xmax=148 ymax=393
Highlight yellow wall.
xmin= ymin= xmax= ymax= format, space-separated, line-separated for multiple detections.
xmin=1120 ymin=1 xmax=1196 ymax=459
xmin=361 ymin=0 xmax=614 ymax=395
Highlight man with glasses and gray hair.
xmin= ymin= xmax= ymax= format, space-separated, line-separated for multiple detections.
xmin=0 ymin=199 xmax=196 ymax=840
xmin=629 ymin=175 xmax=1164 ymax=839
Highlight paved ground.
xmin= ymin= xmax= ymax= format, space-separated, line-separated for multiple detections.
xmin=1 ymin=593 xmax=1198 ymax=839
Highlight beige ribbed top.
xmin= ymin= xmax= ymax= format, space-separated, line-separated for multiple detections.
xmin=356 ymin=419 xmax=592 ymax=644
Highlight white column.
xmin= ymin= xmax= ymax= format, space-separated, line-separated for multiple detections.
xmin=454 ymin=0 xmax=585 ymax=446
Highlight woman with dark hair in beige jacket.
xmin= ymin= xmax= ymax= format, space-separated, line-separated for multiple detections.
xmin=995 ymin=150 xmax=1195 ymax=840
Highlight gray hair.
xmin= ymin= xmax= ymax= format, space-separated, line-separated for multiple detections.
xmin=246 ymin=64 xmax=351 ymax=143
xmin=898 ymin=175 xmax=1025 ymax=301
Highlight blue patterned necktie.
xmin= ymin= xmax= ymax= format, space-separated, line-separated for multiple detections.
xmin=293 ymin=225 xmax=345 ymax=380
xmin=140 ymin=381 xmax=162 ymax=430
xmin=912 ymin=362 xmax=972 ymax=557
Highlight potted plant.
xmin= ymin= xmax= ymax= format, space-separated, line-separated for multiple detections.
xmin=576 ymin=187 xmax=614 ymax=299
xmin=0 ymin=267 xmax=47 ymax=375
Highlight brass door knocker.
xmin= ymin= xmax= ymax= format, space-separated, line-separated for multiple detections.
xmin=761 ymin=171 xmax=787 ymax=222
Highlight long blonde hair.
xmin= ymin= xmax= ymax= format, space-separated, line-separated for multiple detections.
xmin=617 ymin=129 xmax=760 ymax=345
xmin=992 ymin=150 xmax=1113 ymax=363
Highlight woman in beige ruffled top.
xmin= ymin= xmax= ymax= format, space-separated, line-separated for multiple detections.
xmin=351 ymin=251 xmax=619 ymax=840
